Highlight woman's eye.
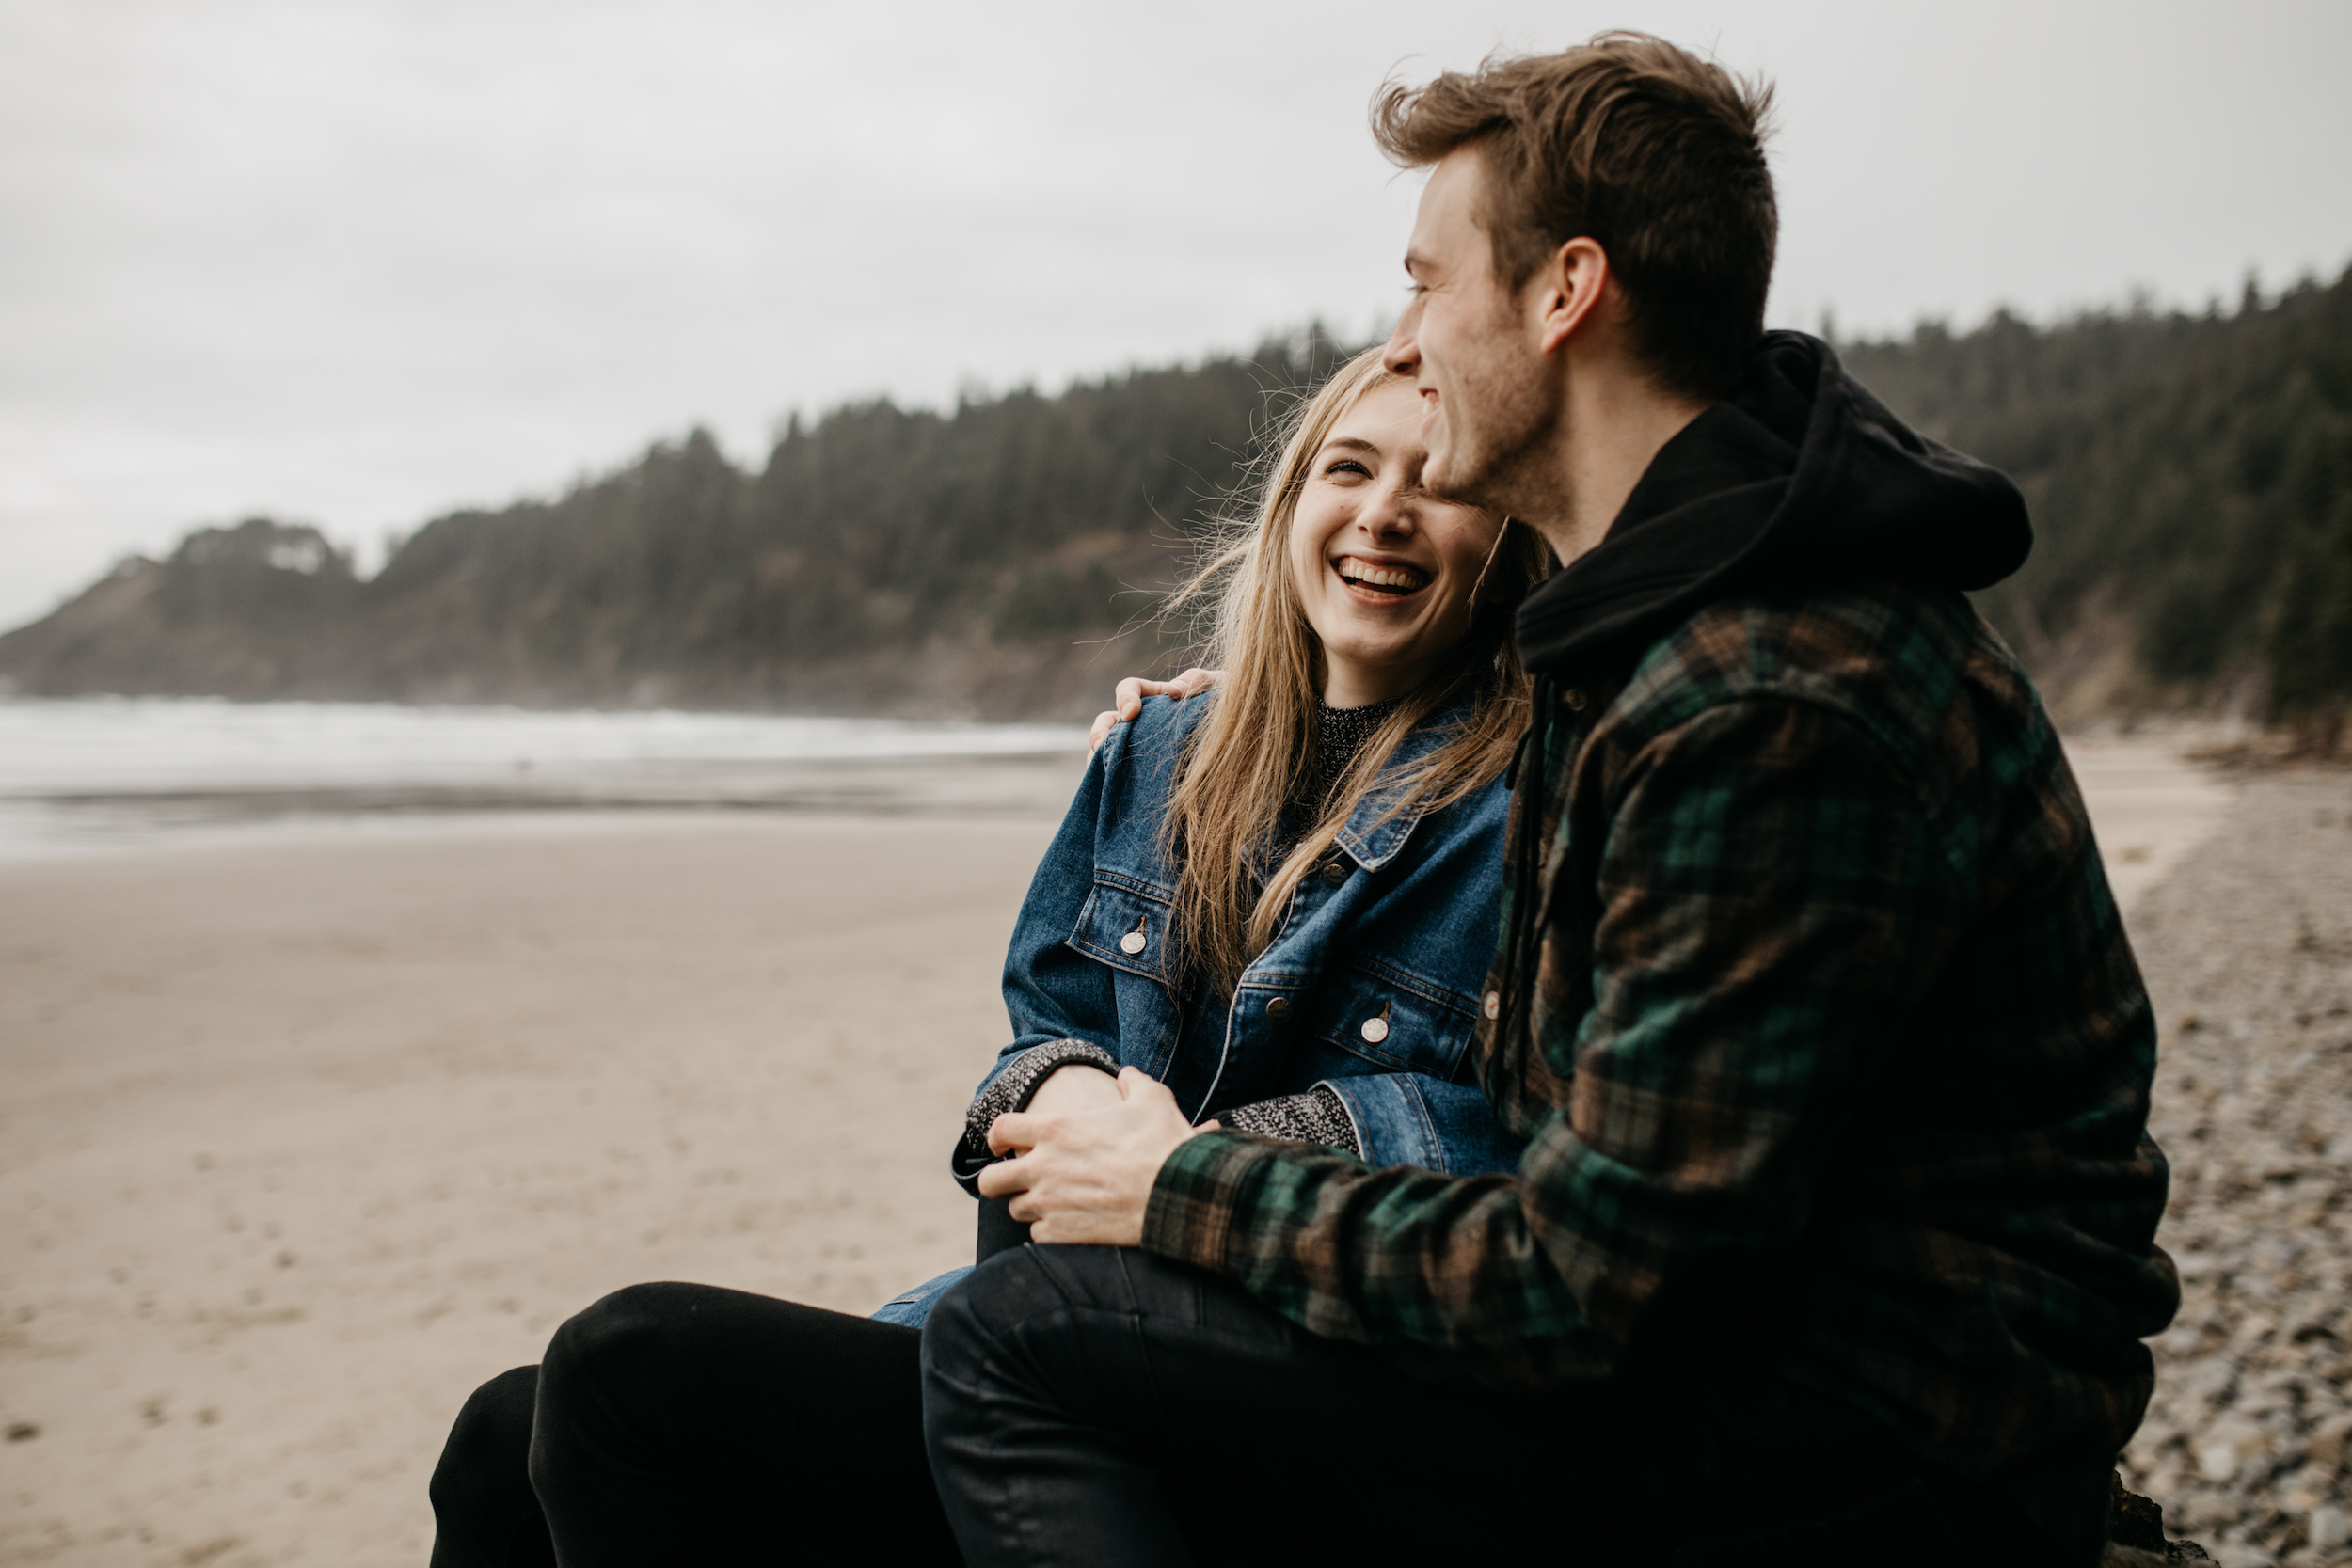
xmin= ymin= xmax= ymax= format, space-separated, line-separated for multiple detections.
xmin=1323 ymin=459 xmax=1370 ymax=478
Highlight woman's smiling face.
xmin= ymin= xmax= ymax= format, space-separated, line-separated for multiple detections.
xmin=1287 ymin=375 xmax=1504 ymax=708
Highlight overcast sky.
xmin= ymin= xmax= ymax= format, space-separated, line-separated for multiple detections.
xmin=3 ymin=0 xmax=2347 ymax=634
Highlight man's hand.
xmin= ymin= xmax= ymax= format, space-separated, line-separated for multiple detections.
xmin=1087 ymin=668 xmax=1221 ymax=752
xmin=1020 ymin=1062 xmax=1126 ymax=1120
xmin=977 ymin=1068 xmax=1215 ymax=1245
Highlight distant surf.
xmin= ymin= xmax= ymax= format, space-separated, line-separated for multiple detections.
xmin=0 ymin=697 xmax=1090 ymax=857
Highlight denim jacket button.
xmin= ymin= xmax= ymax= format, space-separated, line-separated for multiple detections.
xmin=1360 ymin=1015 xmax=1391 ymax=1044
xmin=1321 ymin=861 xmax=1348 ymax=888
xmin=1264 ymin=996 xmax=1293 ymax=1022
xmin=1120 ymin=930 xmax=1148 ymax=955
xmin=1563 ymin=688 xmax=1589 ymax=711
xmin=1483 ymin=990 xmax=1502 ymax=1020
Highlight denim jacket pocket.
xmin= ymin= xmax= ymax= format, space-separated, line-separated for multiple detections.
xmin=1300 ymin=962 xmax=1477 ymax=1079
xmin=1063 ymin=878 xmax=1185 ymax=1081
xmin=1069 ymin=878 xmax=1176 ymax=984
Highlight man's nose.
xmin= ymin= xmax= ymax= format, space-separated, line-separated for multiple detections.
xmin=1383 ymin=302 xmax=1422 ymax=377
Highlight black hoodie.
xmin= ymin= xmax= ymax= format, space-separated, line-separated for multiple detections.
xmin=1513 ymin=330 xmax=2031 ymax=681
xmin=1493 ymin=329 xmax=2039 ymax=1088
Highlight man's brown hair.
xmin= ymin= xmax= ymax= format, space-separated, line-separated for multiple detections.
xmin=1373 ymin=32 xmax=1777 ymax=400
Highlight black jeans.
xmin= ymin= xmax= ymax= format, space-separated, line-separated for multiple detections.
xmin=430 ymin=1201 xmax=1034 ymax=1566
xmin=432 ymin=1248 xmax=2080 ymax=1566
xmin=427 ymin=1283 xmax=959 ymax=1567
xmin=919 ymin=1245 xmax=2079 ymax=1568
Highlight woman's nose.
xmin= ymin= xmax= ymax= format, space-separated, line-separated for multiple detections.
xmin=1359 ymin=483 xmax=1417 ymax=540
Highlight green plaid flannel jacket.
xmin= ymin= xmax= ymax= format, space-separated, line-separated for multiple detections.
xmin=1144 ymin=578 xmax=2179 ymax=1510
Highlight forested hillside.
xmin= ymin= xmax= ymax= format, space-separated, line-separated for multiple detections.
xmin=3 ymin=270 xmax=2346 ymax=727
xmin=1840 ymin=269 xmax=2352 ymax=736
xmin=0 ymin=332 xmax=1355 ymax=717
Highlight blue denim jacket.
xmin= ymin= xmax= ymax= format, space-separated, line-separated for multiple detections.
xmin=875 ymin=693 xmax=1520 ymax=1326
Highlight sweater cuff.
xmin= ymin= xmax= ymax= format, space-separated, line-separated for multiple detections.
xmin=1141 ymin=1129 xmax=1292 ymax=1272
xmin=1215 ymin=1084 xmax=1360 ymax=1157
xmin=953 ymin=1040 xmax=1120 ymax=1184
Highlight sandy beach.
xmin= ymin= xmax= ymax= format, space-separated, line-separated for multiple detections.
xmin=0 ymin=736 xmax=2261 ymax=1566
xmin=1 ymin=807 xmax=1073 ymax=1567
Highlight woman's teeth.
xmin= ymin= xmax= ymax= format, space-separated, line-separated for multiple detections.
xmin=1335 ymin=558 xmax=1429 ymax=595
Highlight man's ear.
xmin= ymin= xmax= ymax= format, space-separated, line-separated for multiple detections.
xmin=1534 ymin=237 xmax=1613 ymax=356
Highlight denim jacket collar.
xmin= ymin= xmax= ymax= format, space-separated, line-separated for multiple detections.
xmin=1333 ymin=698 xmax=1478 ymax=872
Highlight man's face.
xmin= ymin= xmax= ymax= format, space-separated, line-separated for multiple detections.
xmin=1384 ymin=147 xmax=1558 ymax=511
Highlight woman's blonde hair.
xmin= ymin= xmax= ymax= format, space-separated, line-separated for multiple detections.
xmin=1159 ymin=346 xmax=1550 ymax=996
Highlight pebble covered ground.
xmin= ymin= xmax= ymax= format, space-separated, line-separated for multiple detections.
xmin=2122 ymin=769 xmax=2352 ymax=1568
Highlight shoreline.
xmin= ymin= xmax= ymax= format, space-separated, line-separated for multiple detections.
xmin=0 ymin=752 xmax=1092 ymax=866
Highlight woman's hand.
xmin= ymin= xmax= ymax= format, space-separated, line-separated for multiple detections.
xmin=1087 ymin=668 xmax=1222 ymax=752
xmin=977 ymin=1068 xmax=1212 ymax=1245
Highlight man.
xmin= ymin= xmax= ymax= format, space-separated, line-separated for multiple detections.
xmin=927 ymin=32 xmax=2178 ymax=1567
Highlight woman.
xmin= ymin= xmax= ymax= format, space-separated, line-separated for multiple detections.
xmin=426 ymin=348 xmax=1549 ymax=1566
xmin=874 ymin=346 xmax=1543 ymax=1322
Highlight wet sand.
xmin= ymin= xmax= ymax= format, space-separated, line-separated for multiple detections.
xmin=0 ymin=739 xmax=2236 ymax=1566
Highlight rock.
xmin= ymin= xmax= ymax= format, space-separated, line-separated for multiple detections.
xmin=2302 ymin=1413 xmax=2352 ymax=1478
xmin=2114 ymin=1476 xmax=2173 ymax=1550
xmin=2200 ymin=1421 xmax=2265 ymax=1483
xmin=2107 ymin=1474 xmax=2215 ymax=1563
xmin=2312 ymin=1506 xmax=2350 ymax=1553
xmin=2211 ymin=1546 xmax=2279 ymax=1568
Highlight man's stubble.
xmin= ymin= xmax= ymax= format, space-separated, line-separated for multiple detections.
xmin=1421 ymin=292 xmax=1571 ymax=538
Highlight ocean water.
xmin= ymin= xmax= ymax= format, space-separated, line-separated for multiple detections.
xmin=0 ymin=697 xmax=1090 ymax=857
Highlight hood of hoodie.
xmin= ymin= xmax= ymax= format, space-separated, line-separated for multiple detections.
xmin=1514 ymin=330 xmax=2031 ymax=677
